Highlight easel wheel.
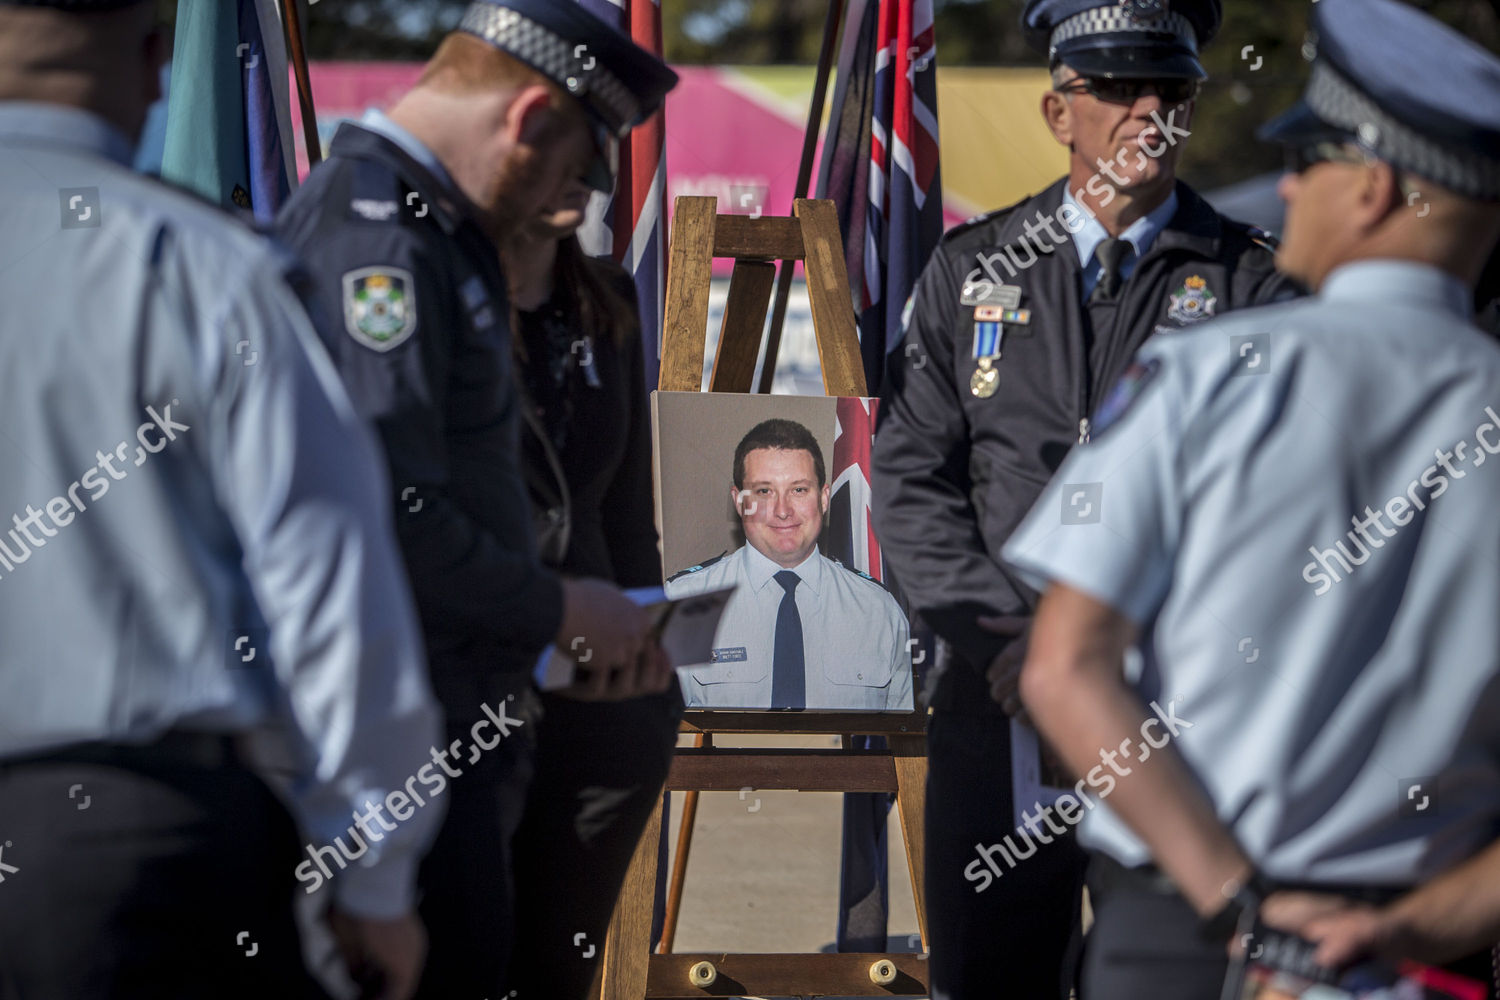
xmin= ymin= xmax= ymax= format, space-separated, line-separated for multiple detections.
xmin=868 ymin=959 xmax=897 ymax=986
xmin=688 ymin=960 xmax=718 ymax=987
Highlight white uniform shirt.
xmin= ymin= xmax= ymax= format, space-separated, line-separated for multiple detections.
xmin=1004 ymin=261 xmax=1500 ymax=887
xmin=665 ymin=544 xmax=913 ymax=710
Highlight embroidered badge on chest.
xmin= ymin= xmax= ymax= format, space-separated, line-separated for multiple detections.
xmin=343 ymin=267 xmax=418 ymax=351
xmin=1167 ymin=275 xmax=1218 ymax=326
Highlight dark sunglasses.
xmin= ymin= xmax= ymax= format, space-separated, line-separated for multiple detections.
xmin=1055 ymin=76 xmax=1199 ymax=105
xmin=1284 ymin=140 xmax=1368 ymax=174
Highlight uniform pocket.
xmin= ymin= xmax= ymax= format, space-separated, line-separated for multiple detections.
xmin=820 ymin=654 xmax=895 ymax=689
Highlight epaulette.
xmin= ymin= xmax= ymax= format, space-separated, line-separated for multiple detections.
xmin=342 ymin=158 xmax=411 ymax=225
xmin=1247 ymin=225 xmax=1281 ymax=254
xmin=832 ymin=559 xmax=891 ymax=592
xmin=941 ymin=189 xmax=1037 ymax=244
xmin=666 ymin=551 xmax=727 ymax=584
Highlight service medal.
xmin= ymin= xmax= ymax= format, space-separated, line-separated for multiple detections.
xmin=971 ymin=361 xmax=999 ymax=398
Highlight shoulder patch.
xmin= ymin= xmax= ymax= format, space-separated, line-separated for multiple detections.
xmin=667 ymin=551 xmax=727 ymax=584
xmin=1090 ymin=357 xmax=1162 ymax=440
xmin=342 ymin=266 xmax=418 ymax=352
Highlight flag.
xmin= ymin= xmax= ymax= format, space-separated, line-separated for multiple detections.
xmin=819 ymin=0 xmax=943 ymax=393
xmin=826 ymin=394 xmax=897 ymax=954
xmin=576 ymin=0 xmax=670 ymax=392
xmin=817 ymin=0 xmax=876 ymax=316
xmin=160 ymin=0 xmax=297 ymax=224
xmin=826 ymin=396 xmax=883 ymax=580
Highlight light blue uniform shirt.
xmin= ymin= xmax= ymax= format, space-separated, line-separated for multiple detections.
xmin=1065 ymin=188 xmax=1178 ymax=298
xmin=665 ymin=544 xmax=913 ymax=711
xmin=1005 ymin=261 xmax=1500 ymax=886
xmin=0 ymin=103 xmax=442 ymax=917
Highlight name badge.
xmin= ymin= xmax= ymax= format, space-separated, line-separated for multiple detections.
xmin=961 ymin=282 xmax=1023 ymax=309
xmin=711 ymin=647 xmax=748 ymax=663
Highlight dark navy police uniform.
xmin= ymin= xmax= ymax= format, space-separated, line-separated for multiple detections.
xmin=277 ymin=106 xmax=559 ymax=1000
xmin=274 ymin=2 xmax=676 ymax=996
xmin=870 ymin=2 xmax=1299 ymax=997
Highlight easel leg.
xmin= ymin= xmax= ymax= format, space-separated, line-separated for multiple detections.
xmin=658 ymin=788 xmax=699 ymax=953
xmin=596 ymin=797 xmax=663 ymax=1000
xmin=889 ymin=734 xmax=929 ymax=948
xmin=658 ymin=732 xmax=704 ymax=954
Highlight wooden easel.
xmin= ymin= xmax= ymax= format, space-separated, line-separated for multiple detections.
xmin=592 ymin=196 xmax=929 ymax=1000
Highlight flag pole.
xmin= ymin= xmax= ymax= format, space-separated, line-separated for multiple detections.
xmin=757 ymin=0 xmax=846 ymax=394
xmin=282 ymin=0 xmax=323 ymax=168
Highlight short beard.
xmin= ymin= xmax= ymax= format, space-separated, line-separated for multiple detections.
xmin=480 ymin=142 xmax=550 ymax=240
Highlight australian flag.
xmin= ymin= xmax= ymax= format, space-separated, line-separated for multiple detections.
xmin=159 ymin=0 xmax=295 ymax=223
xmin=576 ymin=0 xmax=670 ymax=391
xmin=818 ymin=0 xmax=944 ymax=395
xmin=826 ymin=397 xmax=883 ymax=580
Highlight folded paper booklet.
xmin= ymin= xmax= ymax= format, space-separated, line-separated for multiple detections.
xmin=1229 ymin=925 xmax=1487 ymax=1000
xmin=533 ymin=585 xmax=737 ymax=691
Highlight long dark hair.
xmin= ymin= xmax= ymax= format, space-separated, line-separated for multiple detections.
xmin=555 ymin=235 xmax=639 ymax=349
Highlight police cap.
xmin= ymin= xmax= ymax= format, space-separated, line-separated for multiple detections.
xmin=455 ymin=0 xmax=679 ymax=192
xmin=1022 ymin=0 xmax=1222 ymax=81
xmin=1259 ymin=0 xmax=1500 ymax=201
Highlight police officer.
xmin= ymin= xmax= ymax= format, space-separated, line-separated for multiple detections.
xmin=665 ymin=418 xmax=912 ymax=711
xmin=274 ymin=3 xmax=677 ymax=995
xmin=0 ymin=1 xmax=442 ymax=997
xmin=869 ymin=1 xmax=1299 ymax=995
xmin=1004 ymin=0 xmax=1500 ymax=995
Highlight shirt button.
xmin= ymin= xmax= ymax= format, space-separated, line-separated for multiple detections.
xmin=857 ymin=672 xmax=864 ymax=680
xmin=726 ymin=671 xmax=733 ymax=678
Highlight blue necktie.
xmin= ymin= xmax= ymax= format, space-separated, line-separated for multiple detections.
xmin=772 ymin=570 xmax=805 ymax=710
xmin=1091 ymin=237 xmax=1132 ymax=303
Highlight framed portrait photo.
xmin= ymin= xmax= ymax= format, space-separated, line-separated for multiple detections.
xmin=652 ymin=391 xmax=914 ymax=713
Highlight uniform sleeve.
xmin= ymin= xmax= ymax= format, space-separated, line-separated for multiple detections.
xmin=279 ymin=216 xmax=564 ymax=657
xmin=871 ymin=247 xmax=1035 ymax=669
xmin=599 ymin=289 xmax=663 ymax=589
xmin=1001 ymin=347 xmax=1186 ymax=626
xmin=211 ymin=252 xmax=442 ymax=919
xmin=887 ymin=602 xmax=914 ymax=710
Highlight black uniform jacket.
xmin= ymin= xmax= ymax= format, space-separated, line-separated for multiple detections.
xmin=275 ymin=123 xmax=563 ymax=681
xmin=871 ymin=178 xmax=1300 ymax=711
xmin=515 ymin=258 xmax=661 ymax=589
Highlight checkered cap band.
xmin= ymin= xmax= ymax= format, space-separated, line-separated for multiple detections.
xmin=1049 ymin=5 xmax=1197 ymax=56
xmin=1307 ymin=61 xmax=1500 ymax=200
xmin=458 ymin=2 xmax=640 ymax=136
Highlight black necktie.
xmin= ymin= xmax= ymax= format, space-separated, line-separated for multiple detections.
xmin=1091 ymin=237 xmax=1131 ymax=303
xmin=771 ymin=571 xmax=805 ymax=709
